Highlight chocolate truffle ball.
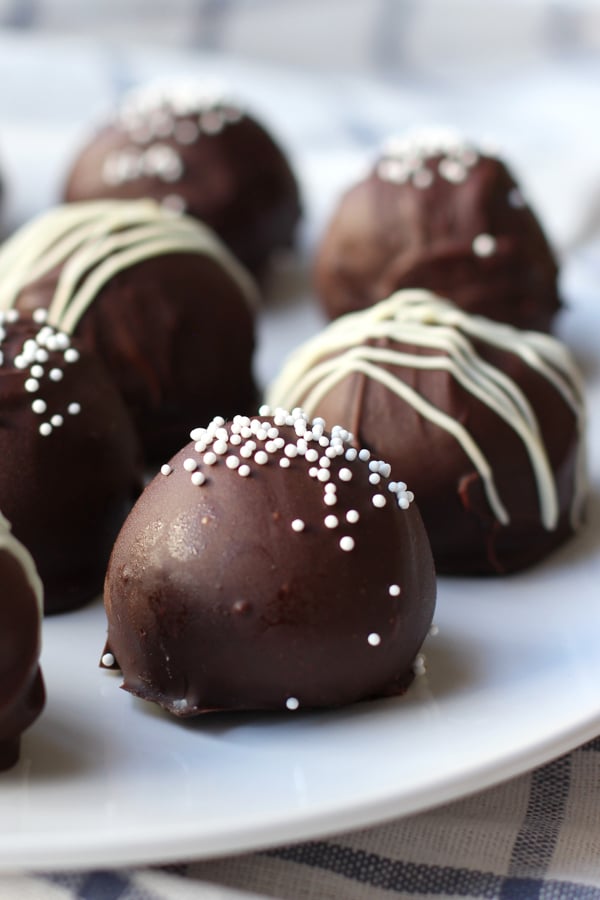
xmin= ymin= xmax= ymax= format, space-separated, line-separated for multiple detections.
xmin=0 ymin=199 xmax=259 ymax=462
xmin=63 ymin=82 xmax=302 ymax=276
xmin=0 ymin=511 xmax=45 ymax=770
xmin=0 ymin=309 xmax=141 ymax=613
xmin=268 ymin=290 xmax=587 ymax=575
xmin=315 ymin=129 xmax=561 ymax=331
xmin=102 ymin=408 xmax=436 ymax=715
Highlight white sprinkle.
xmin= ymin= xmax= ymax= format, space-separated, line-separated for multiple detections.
xmin=319 ymin=457 xmax=331 ymax=469
xmin=367 ymin=632 xmax=381 ymax=646
xmin=413 ymin=653 xmax=427 ymax=676
xmin=412 ymin=168 xmax=434 ymax=189
xmin=32 ymin=399 xmax=47 ymax=414
xmin=346 ymin=509 xmax=360 ymax=524
xmin=49 ymin=368 xmax=63 ymax=382
xmin=345 ymin=448 xmax=358 ymax=461
xmin=32 ymin=308 xmax=48 ymax=324
xmin=229 ymin=433 xmax=242 ymax=445
xmin=305 ymin=449 xmax=319 ymax=463
xmin=5 ymin=309 xmax=18 ymax=323
xmin=286 ymin=697 xmax=300 ymax=711
xmin=389 ymin=584 xmax=401 ymax=597
xmin=213 ymin=416 xmax=225 ymax=427
xmin=324 ymin=494 xmax=337 ymax=507
xmin=279 ymin=457 xmax=290 ymax=468
xmin=190 ymin=427 xmax=205 ymax=441
xmin=64 ymin=348 xmax=79 ymax=363
xmin=438 ymin=158 xmax=467 ymax=183
xmin=284 ymin=443 xmax=298 ymax=458
xmin=325 ymin=446 xmax=338 ymax=459
xmin=254 ymin=450 xmax=268 ymax=465
xmin=24 ymin=378 xmax=39 ymax=392
xmin=213 ymin=439 xmax=228 ymax=455
xmin=359 ymin=449 xmax=371 ymax=461
xmin=317 ymin=469 xmax=330 ymax=483
xmin=183 ymin=457 xmax=198 ymax=472
xmin=226 ymin=455 xmax=239 ymax=469
xmin=324 ymin=483 xmax=337 ymax=494
xmin=339 ymin=468 xmax=352 ymax=482
xmin=203 ymin=452 xmax=217 ymax=466
xmin=161 ymin=464 xmax=173 ymax=476
xmin=472 ymin=233 xmax=497 ymax=257
xmin=39 ymin=423 xmax=52 ymax=436
xmin=369 ymin=473 xmax=381 ymax=485
xmin=30 ymin=365 xmax=44 ymax=378
xmin=191 ymin=471 xmax=206 ymax=485
xmin=339 ymin=536 xmax=355 ymax=552
xmin=35 ymin=349 xmax=49 ymax=363
xmin=51 ymin=414 xmax=64 ymax=427
xmin=54 ymin=333 xmax=70 ymax=350
xmin=324 ymin=515 xmax=338 ymax=529
xmin=101 ymin=652 xmax=115 ymax=667
xmin=372 ymin=494 xmax=387 ymax=508
xmin=291 ymin=519 xmax=305 ymax=532
xmin=68 ymin=402 xmax=81 ymax=415
xmin=238 ymin=464 xmax=251 ymax=477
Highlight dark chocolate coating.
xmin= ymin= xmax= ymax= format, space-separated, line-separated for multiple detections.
xmin=0 ymin=547 xmax=45 ymax=770
xmin=315 ymin=153 xmax=561 ymax=331
xmin=63 ymin=109 xmax=302 ymax=276
xmin=103 ymin=416 xmax=436 ymax=715
xmin=0 ymin=318 xmax=141 ymax=613
xmin=16 ymin=249 xmax=258 ymax=463
xmin=272 ymin=306 xmax=583 ymax=574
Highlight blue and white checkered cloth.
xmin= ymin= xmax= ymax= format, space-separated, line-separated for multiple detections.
xmin=1 ymin=737 xmax=598 ymax=899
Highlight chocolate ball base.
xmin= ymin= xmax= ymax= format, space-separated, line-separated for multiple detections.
xmin=103 ymin=421 xmax=436 ymax=715
xmin=0 ymin=549 xmax=45 ymax=770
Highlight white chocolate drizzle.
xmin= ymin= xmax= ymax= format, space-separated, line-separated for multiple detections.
xmin=267 ymin=290 xmax=587 ymax=531
xmin=0 ymin=200 xmax=258 ymax=332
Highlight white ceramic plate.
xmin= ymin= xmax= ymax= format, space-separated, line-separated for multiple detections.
xmin=1 ymin=35 xmax=600 ymax=874
xmin=0 ymin=287 xmax=599 ymax=873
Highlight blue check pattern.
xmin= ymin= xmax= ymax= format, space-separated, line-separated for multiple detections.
xmin=9 ymin=737 xmax=595 ymax=899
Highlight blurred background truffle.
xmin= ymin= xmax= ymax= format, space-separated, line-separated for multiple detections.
xmin=315 ymin=130 xmax=561 ymax=332
xmin=62 ymin=82 xmax=302 ymax=278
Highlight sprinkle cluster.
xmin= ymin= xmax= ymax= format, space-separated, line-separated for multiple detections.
xmin=102 ymin=82 xmax=244 ymax=206
xmin=0 ymin=308 xmax=82 ymax=437
xmin=377 ymin=128 xmax=480 ymax=189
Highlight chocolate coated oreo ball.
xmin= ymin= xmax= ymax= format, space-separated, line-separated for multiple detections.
xmin=0 ymin=310 xmax=140 ymax=613
xmin=102 ymin=408 xmax=436 ymax=715
xmin=268 ymin=290 xmax=586 ymax=575
xmin=0 ymin=199 xmax=259 ymax=462
xmin=315 ymin=129 xmax=561 ymax=331
xmin=0 ymin=511 xmax=45 ymax=770
xmin=63 ymin=82 xmax=302 ymax=275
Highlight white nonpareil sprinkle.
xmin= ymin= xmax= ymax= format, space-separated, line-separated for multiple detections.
xmin=279 ymin=458 xmax=290 ymax=468
xmin=51 ymin=414 xmax=64 ymax=427
xmin=339 ymin=468 xmax=352 ymax=482
xmin=372 ymin=494 xmax=386 ymax=508
xmin=369 ymin=473 xmax=381 ymax=485
xmin=39 ymin=423 xmax=52 ymax=436
xmin=254 ymin=450 xmax=268 ymax=465
xmin=191 ymin=471 xmax=206 ymax=485
xmin=183 ymin=457 xmax=197 ymax=472
xmin=324 ymin=493 xmax=337 ymax=507
xmin=203 ymin=452 xmax=217 ymax=466
xmin=339 ymin=536 xmax=355 ymax=552
xmin=30 ymin=365 xmax=44 ymax=378
xmin=388 ymin=584 xmax=401 ymax=597
xmin=286 ymin=697 xmax=299 ymax=711
xmin=24 ymin=378 xmax=39 ymax=393
xmin=346 ymin=509 xmax=359 ymax=524
xmin=213 ymin=439 xmax=228 ymax=455
xmin=32 ymin=308 xmax=48 ymax=323
xmin=238 ymin=464 xmax=251 ymax=477
xmin=291 ymin=519 xmax=305 ymax=532
xmin=367 ymin=632 xmax=381 ymax=646
xmin=101 ymin=652 xmax=115 ymax=667
xmin=225 ymin=456 xmax=239 ymax=469
xmin=358 ymin=449 xmax=371 ymax=462
xmin=68 ymin=402 xmax=81 ymax=415
xmin=317 ymin=469 xmax=330 ymax=483
xmin=31 ymin=399 xmax=47 ymax=414
xmin=161 ymin=464 xmax=173 ymax=476
xmin=324 ymin=515 xmax=338 ymax=529
xmin=49 ymin=368 xmax=63 ymax=382
xmin=64 ymin=348 xmax=79 ymax=363
xmin=472 ymin=233 xmax=497 ymax=257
